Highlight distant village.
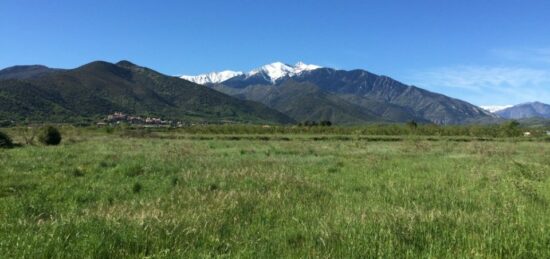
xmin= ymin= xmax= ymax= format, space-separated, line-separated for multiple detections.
xmin=97 ymin=112 xmax=184 ymax=127
xmin=94 ymin=113 xmax=550 ymax=136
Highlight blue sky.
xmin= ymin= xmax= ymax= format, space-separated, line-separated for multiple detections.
xmin=1 ymin=0 xmax=550 ymax=106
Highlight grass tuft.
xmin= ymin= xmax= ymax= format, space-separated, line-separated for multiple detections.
xmin=132 ymin=182 xmax=143 ymax=193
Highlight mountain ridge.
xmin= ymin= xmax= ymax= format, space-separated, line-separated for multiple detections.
xmin=0 ymin=60 xmax=500 ymax=125
xmin=0 ymin=61 xmax=294 ymax=124
xmin=0 ymin=65 xmax=64 ymax=80
xmin=495 ymin=102 xmax=550 ymax=119
xmin=186 ymin=62 xmax=494 ymax=124
xmin=180 ymin=62 xmax=321 ymax=85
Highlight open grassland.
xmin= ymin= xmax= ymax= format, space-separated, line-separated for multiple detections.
xmin=1 ymin=131 xmax=550 ymax=257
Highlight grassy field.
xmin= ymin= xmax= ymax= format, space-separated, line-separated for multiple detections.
xmin=1 ymin=129 xmax=549 ymax=257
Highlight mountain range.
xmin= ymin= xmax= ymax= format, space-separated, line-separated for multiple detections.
xmin=1 ymin=60 xmax=522 ymax=125
xmin=181 ymin=62 xmax=321 ymax=85
xmin=0 ymin=61 xmax=293 ymax=124
xmin=493 ymin=102 xmax=550 ymax=119
xmin=182 ymin=62 xmax=494 ymax=124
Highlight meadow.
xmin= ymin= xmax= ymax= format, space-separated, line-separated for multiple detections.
xmin=1 ymin=127 xmax=549 ymax=257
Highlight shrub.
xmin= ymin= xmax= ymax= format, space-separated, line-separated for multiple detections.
xmin=0 ymin=131 xmax=14 ymax=148
xmin=0 ymin=120 xmax=13 ymax=127
xmin=38 ymin=126 xmax=62 ymax=145
xmin=171 ymin=177 xmax=179 ymax=186
xmin=406 ymin=120 xmax=418 ymax=130
xmin=104 ymin=127 xmax=114 ymax=134
xmin=303 ymin=121 xmax=318 ymax=127
xmin=320 ymin=120 xmax=332 ymax=127
xmin=72 ymin=168 xmax=85 ymax=177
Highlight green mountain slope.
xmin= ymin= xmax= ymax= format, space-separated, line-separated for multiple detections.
xmin=215 ymin=80 xmax=428 ymax=124
xmin=0 ymin=65 xmax=62 ymax=80
xmin=0 ymin=61 xmax=294 ymax=124
xmin=216 ymin=80 xmax=382 ymax=124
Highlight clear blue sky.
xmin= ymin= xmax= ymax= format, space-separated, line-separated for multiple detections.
xmin=2 ymin=0 xmax=550 ymax=105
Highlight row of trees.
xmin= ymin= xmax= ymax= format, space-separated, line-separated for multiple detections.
xmin=403 ymin=120 xmax=525 ymax=137
xmin=107 ymin=120 xmax=537 ymax=137
xmin=1 ymin=120 xmax=542 ymax=139
xmin=297 ymin=121 xmax=333 ymax=127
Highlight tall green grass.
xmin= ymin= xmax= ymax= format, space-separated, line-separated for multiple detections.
xmin=0 ymin=133 xmax=549 ymax=257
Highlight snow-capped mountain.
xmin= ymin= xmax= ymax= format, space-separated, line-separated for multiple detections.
xmin=248 ymin=62 xmax=322 ymax=83
xmin=480 ymin=105 xmax=513 ymax=113
xmin=181 ymin=62 xmax=322 ymax=85
xmin=293 ymin=61 xmax=322 ymax=74
xmin=180 ymin=70 xmax=243 ymax=85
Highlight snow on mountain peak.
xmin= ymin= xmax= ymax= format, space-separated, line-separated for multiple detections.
xmin=248 ymin=61 xmax=322 ymax=83
xmin=181 ymin=70 xmax=243 ymax=85
xmin=180 ymin=61 xmax=322 ymax=85
xmin=480 ymin=105 xmax=513 ymax=113
xmin=293 ymin=61 xmax=322 ymax=74
xmin=248 ymin=62 xmax=294 ymax=82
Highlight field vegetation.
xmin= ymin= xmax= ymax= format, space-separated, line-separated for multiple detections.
xmin=0 ymin=124 xmax=549 ymax=257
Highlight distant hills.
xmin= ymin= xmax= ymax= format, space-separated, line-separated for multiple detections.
xmin=493 ymin=102 xmax=550 ymax=119
xmin=183 ymin=62 xmax=494 ymax=124
xmin=0 ymin=61 xmax=294 ymax=124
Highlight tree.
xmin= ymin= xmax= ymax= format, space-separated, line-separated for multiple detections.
xmin=38 ymin=126 xmax=62 ymax=145
xmin=500 ymin=120 xmax=521 ymax=137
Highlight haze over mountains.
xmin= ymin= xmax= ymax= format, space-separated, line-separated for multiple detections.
xmin=182 ymin=62 xmax=494 ymax=124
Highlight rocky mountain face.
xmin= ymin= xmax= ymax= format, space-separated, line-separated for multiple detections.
xmin=495 ymin=102 xmax=550 ymax=119
xmin=184 ymin=62 xmax=493 ymax=124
